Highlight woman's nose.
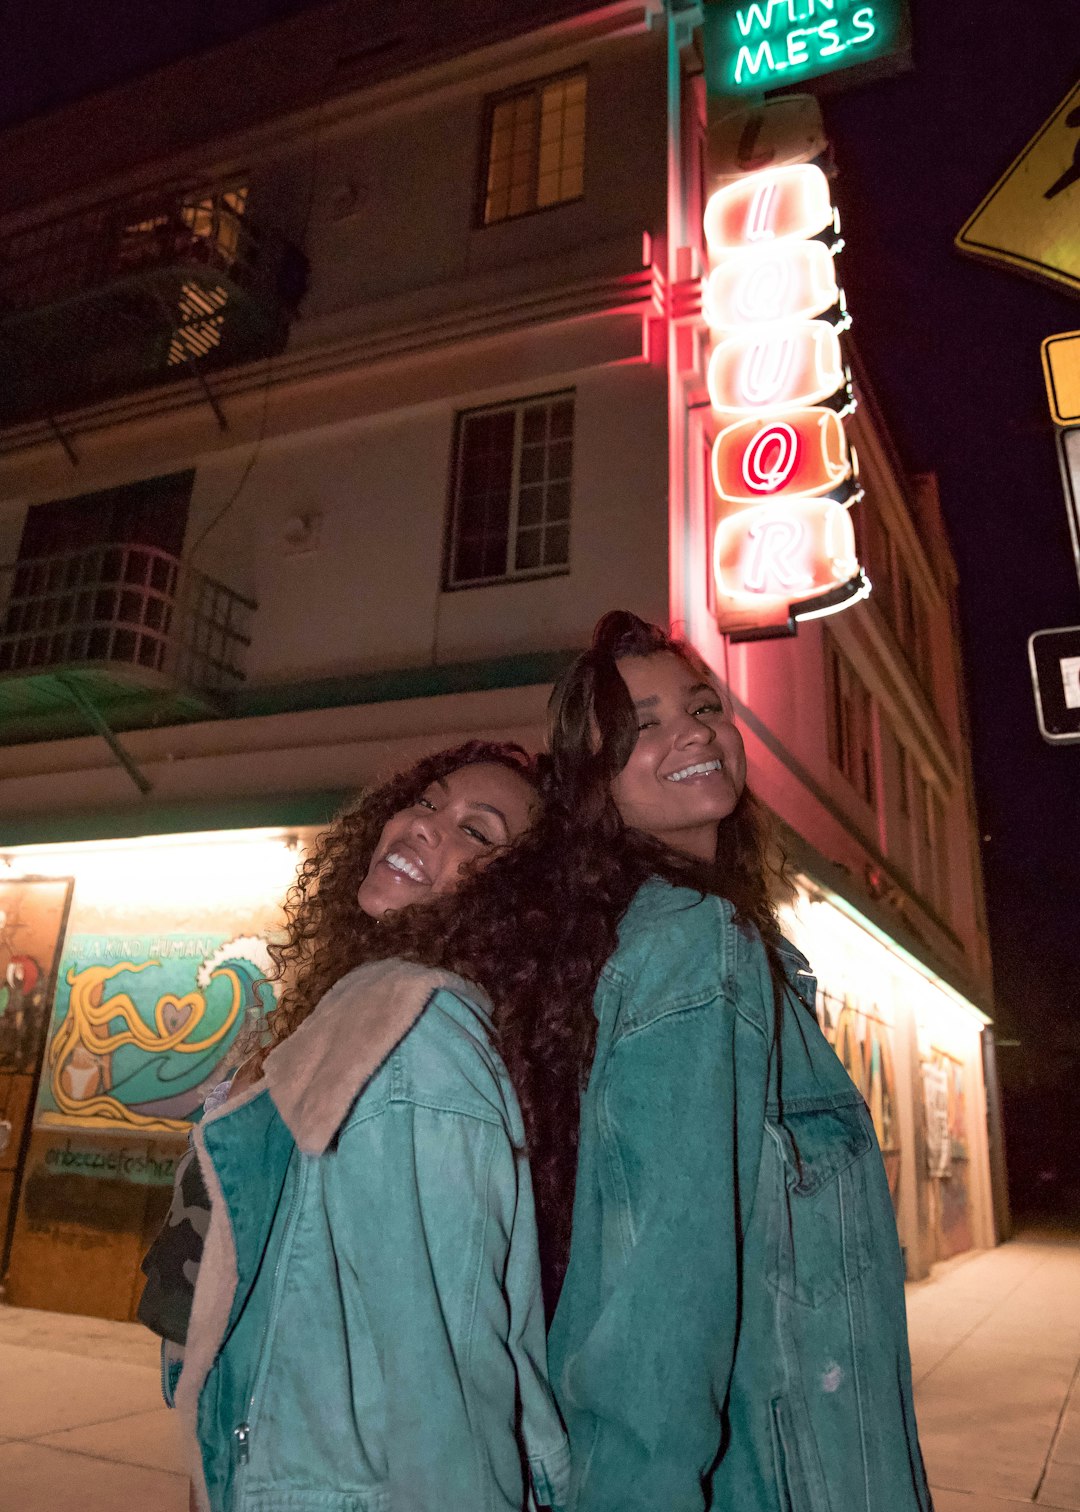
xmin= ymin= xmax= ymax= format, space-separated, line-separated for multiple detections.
xmin=407 ymin=812 xmax=441 ymax=848
xmin=674 ymin=714 xmax=714 ymax=748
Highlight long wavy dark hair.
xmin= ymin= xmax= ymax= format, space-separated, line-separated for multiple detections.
xmin=251 ymin=739 xmax=604 ymax=1312
xmin=546 ymin=609 xmax=793 ymax=934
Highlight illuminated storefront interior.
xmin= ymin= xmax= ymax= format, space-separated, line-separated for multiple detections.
xmin=0 ymin=828 xmax=308 ymax=1319
xmin=780 ymin=879 xmax=995 ymax=1269
xmin=0 ymin=825 xmax=994 ymax=1319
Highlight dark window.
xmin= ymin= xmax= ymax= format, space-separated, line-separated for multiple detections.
xmin=480 ymin=72 xmax=586 ymax=226
xmin=895 ymin=734 xmax=911 ymax=817
xmin=825 ymin=635 xmax=876 ymax=808
xmin=932 ymin=787 xmax=950 ymax=919
xmin=0 ymin=471 xmax=194 ymax=674
xmin=446 ymin=394 xmax=574 ymax=588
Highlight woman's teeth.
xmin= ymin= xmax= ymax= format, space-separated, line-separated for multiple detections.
xmin=385 ymin=851 xmax=425 ymax=882
xmin=666 ymin=759 xmax=724 ymax=783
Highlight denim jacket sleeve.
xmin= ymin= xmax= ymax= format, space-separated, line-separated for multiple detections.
xmin=554 ymin=907 xmax=771 ymax=1512
xmin=332 ymin=1092 xmax=555 ymax=1511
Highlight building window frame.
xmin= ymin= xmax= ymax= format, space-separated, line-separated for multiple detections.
xmin=443 ymin=390 xmax=575 ymax=591
xmin=476 ymin=69 xmax=588 ymax=228
xmin=825 ymin=636 xmax=877 ymax=809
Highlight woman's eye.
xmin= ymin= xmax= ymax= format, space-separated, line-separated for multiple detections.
xmin=636 ymin=718 xmax=658 ymax=733
xmin=692 ymin=701 xmax=725 ymax=716
xmin=417 ymin=796 xmax=437 ymax=811
xmin=462 ymin=824 xmax=493 ymax=846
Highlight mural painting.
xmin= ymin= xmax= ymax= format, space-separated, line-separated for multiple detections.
xmin=35 ymin=933 xmax=275 ymax=1134
xmin=923 ymin=1048 xmax=973 ymax=1258
xmin=0 ymin=876 xmax=73 ymax=1265
xmin=816 ymin=986 xmax=902 ymax=1204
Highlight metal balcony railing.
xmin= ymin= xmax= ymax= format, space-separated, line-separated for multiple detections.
xmin=0 ymin=184 xmax=307 ymax=427
xmin=0 ymin=544 xmax=255 ymax=702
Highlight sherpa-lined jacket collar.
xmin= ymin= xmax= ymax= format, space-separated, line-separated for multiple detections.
xmin=261 ymin=958 xmax=491 ymax=1156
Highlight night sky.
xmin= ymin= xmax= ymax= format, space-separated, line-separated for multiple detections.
xmin=0 ymin=0 xmax=1077 ymax=1197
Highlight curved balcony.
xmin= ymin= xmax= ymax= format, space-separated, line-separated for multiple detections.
xmin=0 ymin=544 xmax=255 ymax=742
xmin=0 ymin=184 xmax=307 ymax=430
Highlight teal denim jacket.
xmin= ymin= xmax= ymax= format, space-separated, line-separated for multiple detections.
xmin=175 ymin=960 xmax=570 ymax=1512
xmin=549 ymin=879 xmax=931 ymax=1512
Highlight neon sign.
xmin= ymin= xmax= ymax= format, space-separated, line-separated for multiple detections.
xmin=707 ymin=322 xmax=845 ymax=414
xmin=703 ymin=0 xmax=911 ymax=98
xmin=703 ymin=156 xmax=868 ymax=636
xmin=703 ymin=240 xmax=841 ymax=329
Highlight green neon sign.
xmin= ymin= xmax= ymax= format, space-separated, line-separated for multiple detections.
xmin=704 ymin=0 xmax=911 ymax=97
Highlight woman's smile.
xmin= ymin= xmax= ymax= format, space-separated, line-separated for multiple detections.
xmin=663 ymin=758 xmax=726 ymax=784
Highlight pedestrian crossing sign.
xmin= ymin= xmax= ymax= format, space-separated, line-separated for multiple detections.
xmin=956 ymin=80 xmax=1080 ymax=297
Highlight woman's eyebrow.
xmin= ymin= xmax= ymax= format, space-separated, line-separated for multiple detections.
xmin=468 ymin=803 xmax=508 ymax=826
xmin=632 ymin=694 xmax=661 ymax=709
xmin=685 ymin=681 xmax=716 ymax=697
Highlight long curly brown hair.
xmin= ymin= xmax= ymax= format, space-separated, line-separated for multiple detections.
xmin=546 ymin=609 xmax=793 ymax=934
xmin=251 ymin=739 xmax=607 ymax=1312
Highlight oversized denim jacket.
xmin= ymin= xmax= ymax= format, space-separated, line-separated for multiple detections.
xmin=549 ymin=879 xmax=932 ymax=1512
xmin=175 ymin=959 xmax=570 ymax=1512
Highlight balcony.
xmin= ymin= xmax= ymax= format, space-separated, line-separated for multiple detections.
xmin=0 ymin=544 xmax=255 ymax=742
xmin=0 ymin=185 xmax=307 ymax=430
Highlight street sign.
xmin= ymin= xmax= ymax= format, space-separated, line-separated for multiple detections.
xmin=1029 ymin=626 xmax=1080 ymax=744
xmin=703 ymin=0 xmax=912 ymax=99
xmin=1056 ymin=427 xmax=1080 ymax=588
xmin=957 ymin=80 xmax=1080 ymax=297
xmin=1043 ymin=331 xmax=1080 ymax=426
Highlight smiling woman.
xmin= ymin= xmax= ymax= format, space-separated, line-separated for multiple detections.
xmin=610 ymin=652 xmax=748 ymax=862
xmin=356 ymin=762 xmax=537 ymax=916
xmin=544 ymin=611 xmax=933 ymax=1512
xmin=156 ymin=741 xmax=577 ymax=1512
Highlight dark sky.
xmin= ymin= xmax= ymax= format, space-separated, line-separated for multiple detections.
xmin=0 ymin=1 xmax=1076 ymax=1086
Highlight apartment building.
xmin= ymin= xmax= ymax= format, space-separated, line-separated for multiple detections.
xmin=0 ymin=0 xmax=1000 ymax=1319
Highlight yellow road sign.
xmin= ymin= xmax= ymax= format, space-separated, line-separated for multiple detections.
xmin=956 ymin=80 xmax=1080 ymax=296
xmin=1043 ymin=331 xmax=1080 ymax=425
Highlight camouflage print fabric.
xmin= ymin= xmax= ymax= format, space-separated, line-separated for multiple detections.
xmin=137 ymin=1077 xmax=233 ymax=1345
xmin=137 ymin=1138 xmax=212 ymax=1345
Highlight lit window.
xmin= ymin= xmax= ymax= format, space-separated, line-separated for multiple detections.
xmin=446 ymin=393 xmax=574 ymax=588
xmin=481 ymin=73 xmax=587 ymax=226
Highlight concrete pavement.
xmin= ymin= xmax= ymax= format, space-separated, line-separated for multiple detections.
xmin=0 ymin=1230 xmax=1077 ymax=1510
xmin=906 ymin=1230 xmax=1080 ymax=1511
xmin=0 ymin=1303 xmax=186 ymax=1511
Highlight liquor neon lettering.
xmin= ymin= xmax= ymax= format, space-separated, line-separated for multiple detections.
xmin=701 ymin=136 xmax=867 ymax=632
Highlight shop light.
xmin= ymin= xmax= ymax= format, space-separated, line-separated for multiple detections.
xmin=703 ymin=239 xmax=840 ymax=329
xmin=2 ymin=829 xmax=304 ymax=917
xmin=713 ymin=498 xmax=859 ymax=601
xmin=707 ymin=320 xmax=846 ymax=415
xmin=792 ymin=881 xmax=992 ymax=1032
xmin=711 ymin=406 xmax=852 ymax=503
xmin=701 ymin=133 xmax=867 ymax=635
xmin=703 ymin=164 xmax=835 ymax=252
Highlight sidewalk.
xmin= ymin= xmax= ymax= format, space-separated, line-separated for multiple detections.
xmin=0 ymin=1231 xmax=1077 ymax=1510
xmin=906 ymin=1230 xmax=1080 ymax=1511
xmin=0 ymin=1303 xmax=186 ymax=1511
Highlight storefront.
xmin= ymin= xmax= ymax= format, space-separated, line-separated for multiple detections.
xmin=780 ymin=879 xmax=996 ymax=1276
xmin=0 ymin=827 xmax=306 ymax=1320
xmin=0 ymin=813 xmax=996 ymax=1321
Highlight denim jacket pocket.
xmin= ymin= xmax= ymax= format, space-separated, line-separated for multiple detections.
xmin=765 ymin=1095 xmax=875 ymax=1307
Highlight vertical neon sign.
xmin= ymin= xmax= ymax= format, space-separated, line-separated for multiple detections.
xmin=703 ymin=159 xmax=869 ymax=636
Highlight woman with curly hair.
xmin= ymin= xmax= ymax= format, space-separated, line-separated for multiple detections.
xmin=543 ymin=611 xmax=931 ymax=1512
xmin=171 ymin=741 xmax=576 ymax=1512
